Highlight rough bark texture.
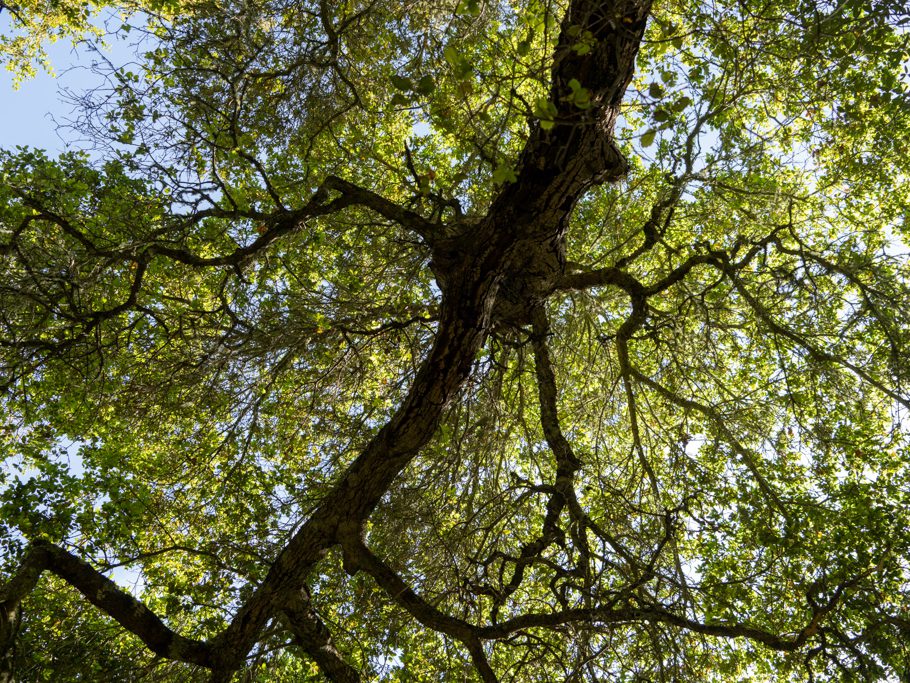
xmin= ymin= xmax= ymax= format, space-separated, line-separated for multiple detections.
xmin=283 ymin=588 xmax=361 ymax=683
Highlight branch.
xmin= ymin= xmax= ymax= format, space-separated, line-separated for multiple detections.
xmin=556 ymin=252 xmax=719 ymax=294
xmin=282 ymin=588 xmax=360 ymax=683
xmin=723 ymin=264 xmax=910 ymax=410
xmin=613 ymin=294 xmax=661 ymax=497
xmin=475 ymin=603 xmax=825 ymax=651
xmin=472 ymin=307 xmax=599 ymax=618
xmin=556 ymin=218 xmax=787 ymax=295
xmin=337 ymin=530 xmax=498 ymax=682
xmin=555 ymin=265 xmax=646 ymax=294
xmin=0 ymin=541 xmax=213 ymax=668
xmin=630 ymin=366 xmax=790 ymax=519
xmin=774 ymin=238 xmax=906 ymax=355
xmin=529 ymin=307 xmax=590 ymax=562
xmin=321 ymin=175 xmax=440 ymax=242
xmin=338 ymin=529 xmax=476 ymax=642
xmin=149 ymin=176 xmax=431 ymax=268
xmin=6 ymin=174 xmax=438 ymax=272
xmin=337 ymin=530 xmax=838 ymax=661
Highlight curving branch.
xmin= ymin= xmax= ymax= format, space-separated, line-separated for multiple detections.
xmin=556 ymin=263 xmax=646 ymax=294
xmin=613 ymin=291 xmax=661 ymax=496
xmin=282 ymin=588 xmax=360 ymax=683
xmin=138 ymin=174 xmax=439 ymax=268
xmin=474 ymin=601 xmax=829 ymax=649
xmin=338 ymin=529 xmax=476 ymax=642
xmin=470 ymin=305 xmax=605 ymax=621
xmin=319 ymin=175 xmax=441 ymax=242
xmin=0 ymin=541 xmax=212 ymax=667
xmin=334 ymin=525 xmax=849 ymax=668
xmin=529 ymin=307 xmax=592 ymax=576
xmin=337 ymin=529 xmax=498 ymax=683
xmin=4 ymin=173 xmax=437 ymax=271
xmin=722 ymin=262 xmax=910 ymax=410
xmin=557 ymin=250 xmax=723 ymax=295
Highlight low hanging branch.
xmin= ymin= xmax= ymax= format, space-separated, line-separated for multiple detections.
xmin=0 ymin=541 xmax=212 ymax=666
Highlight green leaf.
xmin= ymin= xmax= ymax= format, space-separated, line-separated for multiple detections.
xmin=415 ymin=75 xmax=435 ymax=95
xmin=572 ymin=42 xmax=592 ymax=55
xmin=390 ymin=74 xmax=412 ymax=91
xmin=492 ymin=163 xmax=518 ymax=184
xmin=444 ymin=45 xmax=472 ymax=78
xmin=672 ymin=96 xmax=693 ymax=112
xmin=641 ymin=128 xmax=657 ymax=147
xmin=533 ymin=96 xmax=558 ymax=122
xmin=458 ymin=0 xmax=480 ymax=16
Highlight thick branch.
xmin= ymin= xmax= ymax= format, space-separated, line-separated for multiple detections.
xmin=5 ymin=174 xmax=435 ymax=271
xmin=338 ymin=531 xmax=499 ymax=682
xmin=556 ymin=265 xmax=646 ymax=293
xmin=555 ymin=252 xmax=719 ymax=294
xmin=336 ymin=529 xmax=832 ymax=665
xmin=486 ymin=0 xmax=652 ymax=240
xmin=151 ymin=175 xmax=436 ymax=267
xmin=475 ymin=603 xmax=824 ymax=650
xmin=0 ymin=541 xmax=212 ymax=667
xmin=321 ymin=175 xmax=440 ymax=241
xmin=338 ymin=531 xmax=476 ymax=642
xmin=283 ymin=588 xmax=360 ymax=683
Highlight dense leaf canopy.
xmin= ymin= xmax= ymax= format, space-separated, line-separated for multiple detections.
xmin=2 ymin=0 xmax=910 ymax=680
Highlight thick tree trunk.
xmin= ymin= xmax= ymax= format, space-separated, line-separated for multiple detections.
xmin=215 ymin=0 xmax=653 ymax=668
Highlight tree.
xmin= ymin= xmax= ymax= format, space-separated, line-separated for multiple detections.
xmin=2 ymin=0 xmax=910 ymax=679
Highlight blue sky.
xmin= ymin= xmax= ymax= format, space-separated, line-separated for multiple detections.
xmin=1 ymin=44 xmax=82 ymax=152
xmin=1 ymin=74 xmax=59 ymax=151
xmin=0 ymin=17 xmax=136 ymax=153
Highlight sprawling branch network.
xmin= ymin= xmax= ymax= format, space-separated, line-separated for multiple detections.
xmin=2 ymin=0 xmax=909 ymax=680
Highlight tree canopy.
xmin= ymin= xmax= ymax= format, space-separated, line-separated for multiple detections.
xmin=2 ymin=0 xmax=910 ymax=680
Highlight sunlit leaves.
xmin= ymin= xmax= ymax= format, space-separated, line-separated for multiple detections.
xmin=3 ymin=0 xmax=910 ymax=680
